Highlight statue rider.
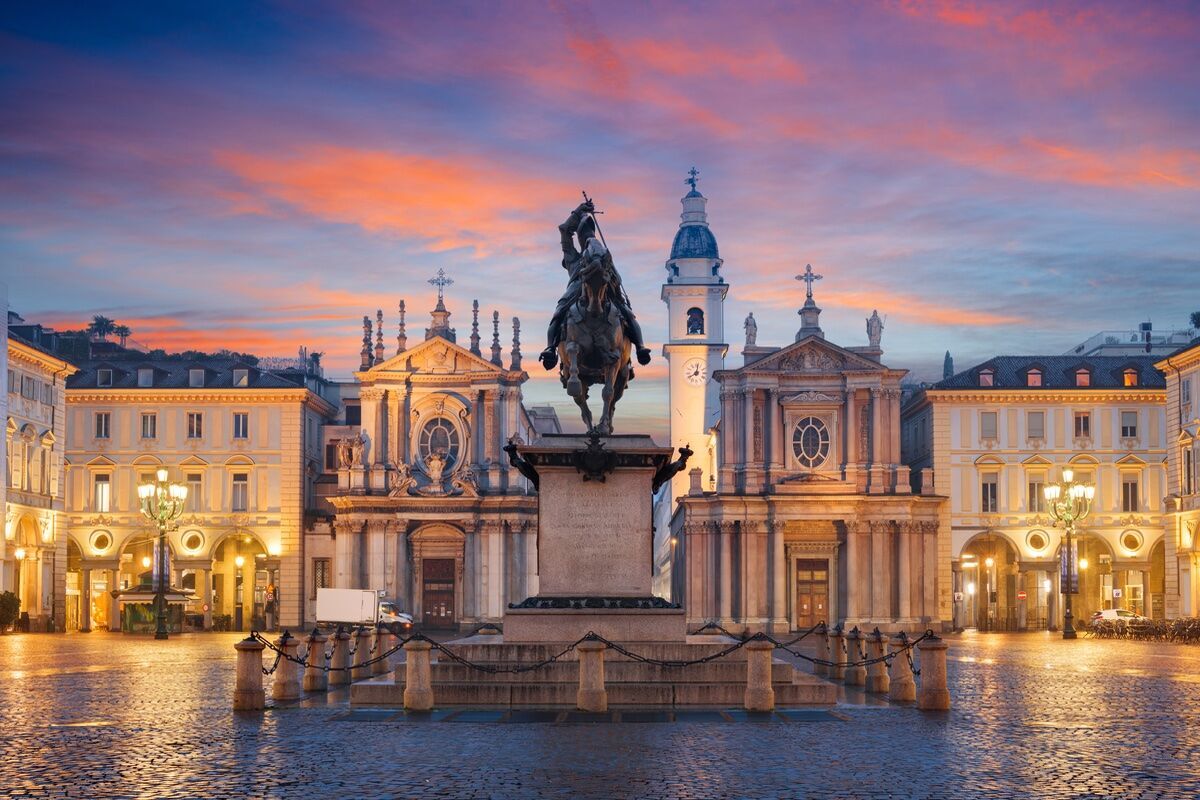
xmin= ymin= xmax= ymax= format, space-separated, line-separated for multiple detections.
xmin=539 ymin=200 xmax=652 ymax=371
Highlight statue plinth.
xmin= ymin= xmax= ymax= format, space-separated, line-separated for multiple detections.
xmin=503 ymin=434 xmax=687 ymax=643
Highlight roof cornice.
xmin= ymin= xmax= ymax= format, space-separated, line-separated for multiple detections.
xmin=8 ymin=338 xmax=77 ymax=377
xmin=66 ymin=387 xmax=337 ymax=415
xmin=922 ymin=389 xmax=1165 ymax=403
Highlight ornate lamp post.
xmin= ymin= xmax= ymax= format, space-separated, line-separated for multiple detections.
xmin=138 ymin=468 xmax=187 ymax=640
xmin=1044 ymin=468 xmax=1094 ymax=640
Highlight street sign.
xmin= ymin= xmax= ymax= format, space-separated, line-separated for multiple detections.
xmin=1112 ymin=588 xmax=1123 ymax=599
xmin=1016 ymin=590 xmax=1027 ymax=600
xmin=953 ymin=591 xmax=964 ymax=602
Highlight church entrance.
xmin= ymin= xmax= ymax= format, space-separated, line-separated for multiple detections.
xmin=422 ymin=558 xmax=457 ymax=629
xmin=794 ymin=559 xmax=829 ymax=630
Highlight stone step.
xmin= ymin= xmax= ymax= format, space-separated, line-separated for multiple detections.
xmin=351 ymin=677 xmax=836 ymax=707
xmin=437 ymin=640 xmax=756 ymax=664
xmin=421 ymin=660 xmax=801 ymax=684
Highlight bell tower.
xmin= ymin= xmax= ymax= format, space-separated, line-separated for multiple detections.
xmin=661 ymin=169 xmax=728 ymax=501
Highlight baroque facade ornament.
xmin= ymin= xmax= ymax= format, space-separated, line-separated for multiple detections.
xmin=779 ymin=347 xmax=842 ymax=372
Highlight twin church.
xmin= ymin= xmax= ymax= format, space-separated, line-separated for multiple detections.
xmin=656 ymin=178 xmax=946 ymax=634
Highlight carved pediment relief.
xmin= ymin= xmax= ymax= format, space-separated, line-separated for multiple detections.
xmin=741 ymin=337 xmax=882 ymax=375
xmin=778 ymin=347 xmax=843 ymax=373
xmin=781 ymin=390 xmax=841 ymax=404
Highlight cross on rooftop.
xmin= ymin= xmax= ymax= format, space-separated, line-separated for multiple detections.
xmin=428 ymin=268 xmax=454 ymax=304
xmin=795 ymin=264 xmax=823 ymax=298
xmin=685 ymin=167 xmax=700 ymax=191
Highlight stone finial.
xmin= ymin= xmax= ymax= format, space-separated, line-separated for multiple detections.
xmin=510 ymin=317 xmax=522 ymax=371
xmin=490 ymin=311 xmax=503 ymax=366
xmin=469 ymin=299 xmax=482 ymax=356
xmin=361 ymin=315 xmax=372 ymax=370
xmin=396 ymin=300 xmax=407 ymax=353
xmin=795 ymin=263 xmax=824 ymax=341
xmin=375 ymin=309 xmax=385 ymax=364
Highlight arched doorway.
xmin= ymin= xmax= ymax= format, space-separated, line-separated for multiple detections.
xmin=1065 ymin=534 xmax=1115 ymax=625
xmin=10 ymin=515 xmax=45 ymax=629
xmin=1148 ymin=538 xmax=1166 ymax=619
xmin=117 ymin=530 xmax=179 ymax=633
xmin=410 ymin=525 xmax=465 ymax=630
xmin=211 ymin=532 xmax=269 ymax=632
xmin=66 ymin=539 xmax=83 ymax=631
xmin=959 ymin=533 xmax=1021 ymax=631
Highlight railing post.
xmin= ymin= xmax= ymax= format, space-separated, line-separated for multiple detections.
xmin=888 ymin=633 xmax=917 ymax=702
xmin=302 ymin=629 xmax=328 ymax=692
xmin=744 ymin=638 xmax=776 ymax=712
xmin=844 ymin=627 xmax=866 ymax=687
xmin=271 ymin=631 xmax=302 ymax=701
xmin=815 ymin=624 xmax=830 ymax=677
xmin=372 ymin=625 xmax=391 ymax=676
xmin=917 ymin=634 xmax=950 ymax=711
xmin=576 ymin=639 xmax=608 ymax=713
xmin=351 ymin=626 xmax=373 ymax=681
xmin=233 ymin=635 xmax=265 ymax=711
xmin=328 ymin=627 xmax=352 ymax=686
xmin=403 ymin=639 xmax=435 ymax=711
xmin=828 ymin=624 xmax=845 ymax=682
xmin=865 ymin=628 xmax=889 ymax=694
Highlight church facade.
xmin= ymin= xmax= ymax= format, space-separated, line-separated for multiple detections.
xmin=316 ymin=282 xmax=555 ymax=631
xmin=660 ymin=179 xmax=947 ymax=634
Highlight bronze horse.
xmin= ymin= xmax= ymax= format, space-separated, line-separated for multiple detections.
xmin=557 ymin=243 xmax=632 ymax=435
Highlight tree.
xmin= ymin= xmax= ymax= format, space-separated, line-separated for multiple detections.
xmin=88 ymin=315 xmax=116 ymax=341
xmin=0 ymin=591 xmax=19 ymax=632
xmin=1191 ymin=311 xmax=1200 ymax=330
xmin=113 ymin=324 xmax=131 ymax=347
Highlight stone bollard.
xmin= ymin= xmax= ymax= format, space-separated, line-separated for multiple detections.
xmin=271 ymin=631 xmax=303 ymax=701
xmin=372 ymin=626 xmax=392 ymax=676
xmin=351 ymin=626 xmax=373 ymax=681
xmin=917 ymin=634 xmax=950 ymax=711
xmin=744 ymin=638 xmax=776 ymax=712
xmin=888 ymin=633 xmax=917 ymax=702
xmin=865 ymin=629 xmax=890 ymax=694
xmin=576 ymin=639 xmax=608 ymax=713
xmin=302 ymin=629 xmax=329 ymax=693
xmin=233 ymin=635 xmax=266 ymax=711
xmin=828 ymin=625 xmax=845 ymax=682
xmin=814 ymin=625 xmax=830 ymax=677
xmin=403 ymin=640 xmax=434 ymax=711
xmin=844 ymin=627 xmax=866 ymax=687
xmin=327 ymin=627 xmax=352 ymax=687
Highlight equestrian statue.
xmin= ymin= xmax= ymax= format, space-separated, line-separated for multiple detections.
xmin=539 ymin=196 xmax=651 ymax=435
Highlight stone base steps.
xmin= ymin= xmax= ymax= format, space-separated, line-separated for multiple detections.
xmin=349 ymin=636 xmax=837 ymax=708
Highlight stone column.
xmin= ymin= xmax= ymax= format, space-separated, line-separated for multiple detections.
xmin=523 ymin=521 xmax=538 ymax=599
xmin=770 ymin=390 xmax=785 ymax=480
xmin=770 ymin=520 xmax=788 ymax=633
xmin=79 ymin=567 xmax=92 ymax=632
xmin=367 ymin=520 xmax=385 ymax=592
xmin=719 ymin=522 xmax=733 ymax=623
xmin=870 ymin=521 xmax=889 ymax=622
xmin=1048 ymin=573 xmax=1060 ymax=632
xmin=869 ymin=388 xmax=885 ymax=493
xmin=486 ymin=521 xmax=505 ymax=619
xmin=403 ymin=640 xmax=434 ymax=711
xmin=743 ymin=388 xmax=758 ymax=493
xmin=845 ymin=521 xmax=863 ymax=622
xmin=844 ymin=387 xmax=858 ymax=484
xmin=334 ymin=521 xmax=356 ymax=588
xmin=898 ymin=522 xmax=913 ymax=623
xmin=107 ymin=568 xmax=121 ymax=632
xmin=744 ymin=639 xmax=775 ymax=711
xmin=396 ymin=524 xmax=410 ymax=611
xmin=202 ymin=568 xmax=213 ymax=630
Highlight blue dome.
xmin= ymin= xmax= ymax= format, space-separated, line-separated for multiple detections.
xmin=670 ymin=225 xmax=719 ymax=260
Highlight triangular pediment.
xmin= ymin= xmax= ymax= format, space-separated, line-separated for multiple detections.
xmin=364 ymin=336 xmax=509 ymax=377
xmin=1021 ymin=454 xmax=1053 ymax=466
xmin=179 ymin=455 xmax=210 ymax=467
xmin=1177 ymin=428 xmax=1195 ymax=444
xmin=1115 ymin=454 xmax=1147 ymax=467
xmin=734 ymin=335 xmax=883 ymax=374
xmin=86 ymin=455 xmax=117 ymax=467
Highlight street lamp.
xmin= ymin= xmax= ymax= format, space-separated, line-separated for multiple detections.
xmin=138 ymin=467 xmax=188 ymax=640
xmin=234 ymin=555 xmax=245 ymax=632
xmin=1044 ymin=467 xmax=1094 ymax=640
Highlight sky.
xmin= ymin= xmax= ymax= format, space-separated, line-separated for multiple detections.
xmin=2 ymin=1 xmax=1198 ymax=438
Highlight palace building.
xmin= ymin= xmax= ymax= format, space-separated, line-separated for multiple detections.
xmin=903 ymin=355 xmax=1168 ymax=629
xmin=1158 ymin=337 xmax=1200 ymax=618
xmin=658 ymin=177 xmax=946 ymax=634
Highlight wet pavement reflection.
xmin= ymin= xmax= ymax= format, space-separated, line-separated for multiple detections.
xmin=2 ymin=630 xmax=1199 ymax=798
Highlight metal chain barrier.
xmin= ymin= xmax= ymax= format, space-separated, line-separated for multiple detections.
xmin=251 ymin=628 xmax=410 ymax=674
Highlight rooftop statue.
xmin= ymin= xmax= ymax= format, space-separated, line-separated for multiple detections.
xmin=539 ymin=196 xmax=650 ymax=434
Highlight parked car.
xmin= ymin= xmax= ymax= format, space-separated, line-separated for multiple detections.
xmin=1091 ymin=608 xmax=1147 ymax=626
xmin=379 ymin=601 xmax=414 ymax=630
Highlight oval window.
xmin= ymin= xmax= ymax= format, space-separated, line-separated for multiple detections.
xmin=1121 ymin=530 xmax=1142 ymax=552
xmin=791 ymin=417 xmax=830 ymax=469
xmin=1026 ymin=530 xmax=1048 ymax=553
xmin=419 ymin=417 xmax=461 ymax=470
xmin=90 ymin=530 xmax=112 ymax=553
xmin=182 ymin=530 xmax=205 ymax=553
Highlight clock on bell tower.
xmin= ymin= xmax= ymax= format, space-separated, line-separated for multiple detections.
xmin=661 ymin=169 xmax=728 ymax=502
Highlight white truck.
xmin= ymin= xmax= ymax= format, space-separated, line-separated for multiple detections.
xmin=314 ymin=588 xmax=414 ymax=629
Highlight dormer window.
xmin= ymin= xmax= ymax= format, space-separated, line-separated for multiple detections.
xmin=137 ymin=368 xmax=154 ymax=387
xmin=97 ymin=369 xmax=113 ymax=388
xmin=1075 ymin=369 xmax=1091 ymax=387
xmin=978 ymin=369 xmax=994 ymax=387
xmin=1026 ymin=368 xmax=1042 ymax=387
xmin=1123 ymin=368 xmax=1138 ymax=387
xmin=233 ymin=368 xmax=250 ymax=387
xmin=189 ymin=368 xmax=205 ymax=388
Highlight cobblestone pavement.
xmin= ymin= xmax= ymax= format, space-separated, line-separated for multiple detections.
xmin=1 ymin=630 xmax=1199 ymax=799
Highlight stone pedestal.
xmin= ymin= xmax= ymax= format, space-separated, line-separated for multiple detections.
xmin=504 ymin=434 xmax=686 ymax=643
